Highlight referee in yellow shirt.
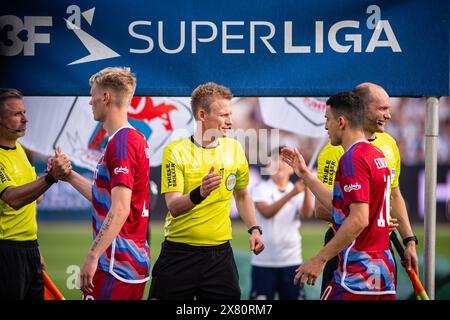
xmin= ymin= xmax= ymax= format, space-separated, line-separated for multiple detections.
xmin=0 ymin=89 xmax=71 ymax=300
xmin=316 ymin=83 xmax=419 ymax=297
xmin=149 ymin=83 xmax=264 ymax=300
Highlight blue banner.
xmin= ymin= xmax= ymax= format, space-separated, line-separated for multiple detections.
xmin=1 ymin=0 xmax=448 ymax=96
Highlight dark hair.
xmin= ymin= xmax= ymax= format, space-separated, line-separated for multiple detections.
xmin=326 ymin=92 xmax=364 ymax=129
xmin=0 ymin=88 xmax=23 ymax=115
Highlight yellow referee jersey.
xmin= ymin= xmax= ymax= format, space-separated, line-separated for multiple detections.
xmin=317 ymin=132 xmax=401 ymax=189
xmin=0 ymin=143 xmax=38 ymax=241
xmin=161 ymin=137 xmax=249 ymax=246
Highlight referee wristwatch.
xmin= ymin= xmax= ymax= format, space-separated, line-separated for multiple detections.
xmin=44 ymin=173 xmax=58 ymax=184
xmin=403 ymin=235 xmax=418 ymax=246
xmin=248 ymin=225 xmax=263 ymax=235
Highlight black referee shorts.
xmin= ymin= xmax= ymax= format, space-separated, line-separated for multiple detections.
xmin=149 ymin=240 xmax=241 ymax=300
xmin=320 ymin=227 xmax=339 ymax=297
xmin=0 ymin=240 xmax=44 ymax=300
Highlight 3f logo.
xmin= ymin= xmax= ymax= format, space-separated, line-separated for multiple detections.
xmin=0 ymin=15 xmax=52 ymax=56
xmin=0 ymin=5 xmax=118 ymax=64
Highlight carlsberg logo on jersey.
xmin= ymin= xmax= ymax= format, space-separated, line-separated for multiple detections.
xmin=114 ymin=166 xmax=129 ymax=175
xmin=344 ymin=183 xmax=362 ymax=193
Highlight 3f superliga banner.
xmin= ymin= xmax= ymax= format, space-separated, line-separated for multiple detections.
xmin=1 ymin=0 xmax=448 ymax=97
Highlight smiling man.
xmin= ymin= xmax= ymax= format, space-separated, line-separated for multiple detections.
xmin=149 ymin=82 xmax=264 ymax=300
xmin=315 ymin=83 xmax=418 ymax=296
xmin=281 ymin=92 xmax=396 ymax=300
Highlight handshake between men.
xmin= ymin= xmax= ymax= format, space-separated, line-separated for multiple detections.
xmin=45 ymin=147 xmax=72 ymax=182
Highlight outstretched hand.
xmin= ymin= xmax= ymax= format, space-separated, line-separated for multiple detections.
xmin=280 ymin=147 xmax=309 ymax=178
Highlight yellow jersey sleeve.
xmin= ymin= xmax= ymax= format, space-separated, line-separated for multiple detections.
xmin=160 ymin=143 xmax=184 ymax=194
xmin=391 ymin=141 xmax=401 ymax=189
xmin=0 ymin=161 xmax=16 ymax=194
xmin=234 ymin=141 xmax=249 ymax=190
xmin=0 ymin=143 xmax=38 ymax=241
xmin=371 ymin=133 xmax=401 ymax=189
xmin=316 ymin=143 xmax=344 ymax=190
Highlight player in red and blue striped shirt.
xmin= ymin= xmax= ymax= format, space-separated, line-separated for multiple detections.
xmin=281 ymin=91 xmax=396 ymax=300
xmin=328 ymin=141 xmax=395 ymax=298
xmin=61 ymin=67 xmax=150 ymax=300
xmin=91 ymin=126 xmax=150 ymax=297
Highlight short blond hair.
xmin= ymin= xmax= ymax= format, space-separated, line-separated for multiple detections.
xmin=89 ymin=67 xmax=136 ymax=106
xmin=191 ymin=82 xmax=233 ymax=119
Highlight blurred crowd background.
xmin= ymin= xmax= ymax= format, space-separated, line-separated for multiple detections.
xmin=224 ymin=96 xmax=450 ymax=223
xmin=34 ymin=96 xmax=450 ymax=223
xmin=232 ymin=97 xmax=450 ymax=166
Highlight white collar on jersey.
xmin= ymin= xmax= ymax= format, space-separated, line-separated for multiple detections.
xmin=108 ymin=125 xmax=135 ymax=142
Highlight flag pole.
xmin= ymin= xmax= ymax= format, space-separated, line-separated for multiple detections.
xmin=424 ymin=96 xmax=439 ymax=299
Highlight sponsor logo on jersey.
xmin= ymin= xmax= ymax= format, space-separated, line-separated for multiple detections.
xmin=374 ymin=157 xmax=388 ymax=169
xmin=0 ymin=167 xmax=11 ymax=183
xmin=114 ymin=166 xmax=129 ymax=175
xmin=322 ymin=159 xmax=337 ymax=186
xmin=166 ymin=162 xmax=177 ymax=187
xmin=344 ymin=182 xmax=361 ymax=193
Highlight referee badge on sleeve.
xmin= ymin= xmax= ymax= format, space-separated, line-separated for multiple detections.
xmin=225 ymin=173 xmax=236 ymax=191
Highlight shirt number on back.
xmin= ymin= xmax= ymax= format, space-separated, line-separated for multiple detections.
xmin=142 ymin=201 xmax=149 ymax=217
xmin=377 ymin=174 xmax=391 ymax=227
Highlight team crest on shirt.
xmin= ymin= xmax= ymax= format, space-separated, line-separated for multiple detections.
xmin=225 ymin=173 xmax=237 ymax=191
xmin=344 ymin=183 xmax=361 ymax=193
xmin=114 ymin=166 xmax=129 ymax=175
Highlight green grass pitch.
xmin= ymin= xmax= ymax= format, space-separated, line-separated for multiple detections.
xmin=37 ymin=220 xmax=450 ymax=300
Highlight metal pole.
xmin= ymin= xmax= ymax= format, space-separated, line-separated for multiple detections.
xmin=424 ymin=96 xmax=439 ymax=300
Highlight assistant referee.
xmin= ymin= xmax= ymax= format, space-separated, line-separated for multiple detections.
xmin=0 ymin=89 xmax=71 ymax=300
